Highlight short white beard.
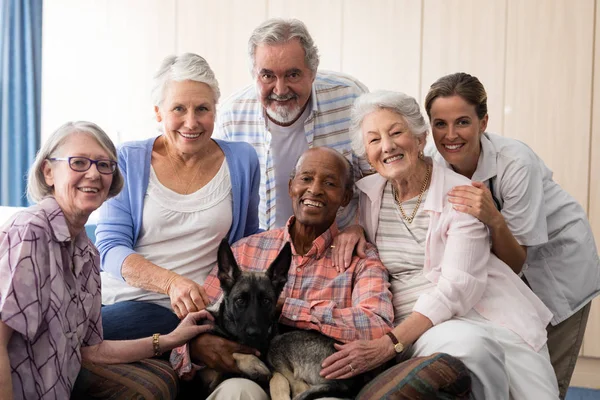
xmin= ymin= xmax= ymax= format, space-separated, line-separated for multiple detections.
xmin=266 ymin=103 xmax=302 ymax=125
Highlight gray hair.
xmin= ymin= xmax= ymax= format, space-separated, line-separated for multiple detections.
xmin=248 ymin=18 xmax=320 ymax=76
xmin=151 ymin=53 xmax=220 ymax=106
xmin=27 ymin=121 xmax=124 ymax=203
xmin=350 ymin=91 xmax=429 ymax=158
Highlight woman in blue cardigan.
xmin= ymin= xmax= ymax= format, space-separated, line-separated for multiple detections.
xmin=96 ymin=53 xmax=261 ymax=342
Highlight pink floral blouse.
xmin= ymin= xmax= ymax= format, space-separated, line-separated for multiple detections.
xmin=0 ymin=197 xmax=103 ymax=399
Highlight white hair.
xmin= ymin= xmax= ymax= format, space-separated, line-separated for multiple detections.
xmin=151 ymin=53 xmax=220 ymax=106
xmin=350 ymin=91 xmax=429 ymax=158
xmin=248 ymin=18 xmax=320 ymax=76
xmin=27 ymin=121 xmax=123 ymax=203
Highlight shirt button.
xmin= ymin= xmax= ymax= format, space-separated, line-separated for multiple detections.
xmin=292 ymin=315 xmax=297 ymax=320
xmin=297 ymin=268 xmax=301 ymax=272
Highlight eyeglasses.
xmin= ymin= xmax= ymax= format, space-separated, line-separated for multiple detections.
xmin=48 ymin=156 xmax=118 ymax=175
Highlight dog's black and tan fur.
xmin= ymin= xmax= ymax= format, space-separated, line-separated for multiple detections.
xmin=202 ymin=238 xmax=360 ymax=400
xmin=268 ymin=330 xmax=361 ymax=400
xmin=198 ymin=238 xmax=290 ymax=391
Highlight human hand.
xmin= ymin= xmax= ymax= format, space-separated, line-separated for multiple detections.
xmin=164 ymin=310 xmax=215 ymax=349
xmin=320 ymin=336 xmax=395 ymax=379
xmin=165 ymin=275 xmax=210 ymax=319
xmin=190 ymin=334 xmax=260 ymax=374
xmin=331 ymin=225 xmax=367 ymax=273
xmin=448 ymin=182 xmax=503 ymax=228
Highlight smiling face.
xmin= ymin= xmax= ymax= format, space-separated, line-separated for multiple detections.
xmin=43 ymin=133 xmax=114 ymax=224
xmin=362 ymin=108 xmax=425 ymax=181
xmin=429 ymin=95 xmax=488 ymax=178
xmin=254 ymin=39 xmax=315 ymax=125
xmin=288 ymin=148 xmax=352 ymax=234
xmin=154 ymin=80 xmax=216 ymax=155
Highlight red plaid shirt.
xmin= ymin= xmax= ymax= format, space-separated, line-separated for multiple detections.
xmin=171 ymin=218 xmax=393 ymax=378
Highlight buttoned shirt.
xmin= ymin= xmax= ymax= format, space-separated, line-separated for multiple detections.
xmin=170 ymin=217 xmax=393 ymax=378
xmin=357 ymin=162 xmax=553 ymax=351
xmin=0 ymin=197 xmax=103 ymax=399
xmin=214 ymin=70 xmax=370 ymax=230
xmin=432 ymin=133 xmax=600 ymax=325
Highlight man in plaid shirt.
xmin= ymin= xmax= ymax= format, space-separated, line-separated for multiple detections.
xmin=171 ymin=147 xmax=393 ymax=399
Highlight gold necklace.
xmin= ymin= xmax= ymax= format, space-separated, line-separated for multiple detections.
xmin=164 ymin=138 xmax=202 ymax=195
xmin=392 ymin=164 xmax=431 ymax=224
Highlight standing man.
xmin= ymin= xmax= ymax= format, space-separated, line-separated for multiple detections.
xmin=215 ymin=18 xmax=369 ymax=230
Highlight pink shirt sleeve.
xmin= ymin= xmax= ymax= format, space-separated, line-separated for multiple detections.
xmin=413 ymin=209 xmax=489 ymax=325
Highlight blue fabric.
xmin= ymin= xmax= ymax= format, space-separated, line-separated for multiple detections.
xmin=0 ymin=0 xmax=42 ymax=206
xmin=566 ymin=387 xmax=600 ymax=400
xmin=95 ymin=136 xmax=261 ymax=280
xmin=101 ymin=301 xmax=180 ymax=341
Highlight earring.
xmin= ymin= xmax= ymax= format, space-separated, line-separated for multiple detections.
xmin=418 ymin=150 xmax=425 ymax=160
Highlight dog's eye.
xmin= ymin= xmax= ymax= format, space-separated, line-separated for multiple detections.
xmin=262 ymin=298 xmax=272 ymax=306
xmin=235 ymin=298 xmax=247 ymax=307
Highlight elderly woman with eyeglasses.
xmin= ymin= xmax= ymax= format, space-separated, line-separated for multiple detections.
xmin=321 ymin=91 xmax=559 ymax=400
xmin=0 ymin=121 xmax=213 ymax=400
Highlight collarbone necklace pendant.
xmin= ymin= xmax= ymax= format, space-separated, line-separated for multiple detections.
xmin=393 ymin=165 xmax=430 ymax=224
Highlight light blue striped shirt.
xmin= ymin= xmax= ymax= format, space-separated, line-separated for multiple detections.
xmin=215 ymin=70 xmax=370 ymax=230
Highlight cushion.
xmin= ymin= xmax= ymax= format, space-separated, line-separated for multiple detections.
xmin=71 ymin=359 xmax=179 ymax=400
xmin=356 ymin=353 xmax=471 ymax=400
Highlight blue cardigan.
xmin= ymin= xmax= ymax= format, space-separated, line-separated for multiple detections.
xmin=95 ymin=137 xmax=261 ymax=280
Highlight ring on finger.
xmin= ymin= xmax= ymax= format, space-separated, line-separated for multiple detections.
xmin=349 ymin=363 xmax=355 ymax=373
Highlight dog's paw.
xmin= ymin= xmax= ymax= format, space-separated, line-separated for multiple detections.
xmin=270 ymin=372 xmax=292 ymax=400
xmin=232 ymin=353 xmax=272 ymax=381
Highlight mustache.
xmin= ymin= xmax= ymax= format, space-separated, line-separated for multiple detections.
xmin=268 ymin=92 xmax=297 ymax=101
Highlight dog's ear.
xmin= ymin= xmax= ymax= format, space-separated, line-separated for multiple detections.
xmin=266 ymin=242 xmax=292 ymax=297
xmin=217 ymin=238 xmax=241 ymax=294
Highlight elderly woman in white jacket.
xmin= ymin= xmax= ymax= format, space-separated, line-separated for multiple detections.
xmin=321 ymin=91 xmax=559 ymax=400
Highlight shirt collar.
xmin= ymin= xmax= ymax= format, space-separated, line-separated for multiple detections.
xmin=422 ymin=161 xmax=447 ymax=213
xmin=308 ymin=83 xmax=319 ymax=115
xmin=356 ymin=160 xmax=447 ymax=213
xmin=39 ymin=197 xmax=72 ymax=243
xmin=471 ymin=133 xmax=498 ymax=183
xmin=284 ymin=216 xmax=338 ymax=259
xmin=39 ymin=197 xmax=99 ymax=274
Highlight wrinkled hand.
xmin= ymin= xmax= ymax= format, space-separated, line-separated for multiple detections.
xmin=190 ymin=334 xmax=260 ymax=374
xmin=166 ymin=310 xmax=215 ymax=347
xmin=448 ymin=182 xmax=503 ymax=228
xmin=166 ymin=275 xmax=210 ymax=319
xmin=320 ymin=336 xmax=395 ymax=379
xmin=331 ymin=225 xmax=368 ymax=273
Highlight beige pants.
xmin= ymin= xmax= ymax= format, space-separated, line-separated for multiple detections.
xmin=546 ymin=303 xmax=592 ymax=400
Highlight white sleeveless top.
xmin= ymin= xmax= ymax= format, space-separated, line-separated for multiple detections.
xmin=375 ymin=182 xmax=435 ymax=325
xmin=101 ymin=161 xmax=233 ymax=309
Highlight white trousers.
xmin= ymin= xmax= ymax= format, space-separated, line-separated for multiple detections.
xmin=207 ymin=378 xmax=269 ymax=400
xmin=408 ymin=310 xmax=559 ymax=400
xmin=205 ymin=378 xmax=346 ymax=400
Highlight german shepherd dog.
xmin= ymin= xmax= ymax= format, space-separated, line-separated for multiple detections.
xmin=201 ymin=239 xmax=361 ymax=400
xmin=198 ymin=238 xmax=291 ymax=391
